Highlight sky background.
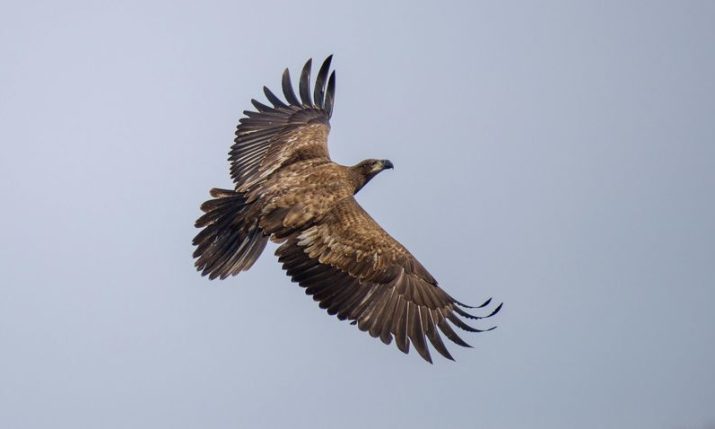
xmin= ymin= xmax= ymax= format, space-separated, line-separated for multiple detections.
xmin=1 ymin=1 xmax=714 ymax=428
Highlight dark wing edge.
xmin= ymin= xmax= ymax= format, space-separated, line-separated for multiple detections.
xmin=275 ymin=199 xmax=502 ymax=363
xmin=229 ymin=56 xmax=337 ymax=189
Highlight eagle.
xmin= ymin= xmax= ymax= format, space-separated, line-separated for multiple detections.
xmin=193 ymin=56 xmax=501 ymax=362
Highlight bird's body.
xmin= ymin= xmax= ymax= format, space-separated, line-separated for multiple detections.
xmin=193 ymin=56 xmax=501 ymax=362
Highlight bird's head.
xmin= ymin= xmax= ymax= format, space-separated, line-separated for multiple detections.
xmin=355 ymin=158 xmax=394 ymax=177
xmin=351 ymin=159 xmax=394 ymax=192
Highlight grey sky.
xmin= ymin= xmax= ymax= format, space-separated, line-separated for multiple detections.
xmin=1 ymin=1 xmax=714 ymax=428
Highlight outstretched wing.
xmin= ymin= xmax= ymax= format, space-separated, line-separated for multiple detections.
xmin=276 ymin=198 xmax=502 ymax=363
xmin=230 ymin=56 xmax=336 ymax=192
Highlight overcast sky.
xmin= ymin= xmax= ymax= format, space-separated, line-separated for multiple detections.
xmin=1 ymin=1 xmax=714 ymax=428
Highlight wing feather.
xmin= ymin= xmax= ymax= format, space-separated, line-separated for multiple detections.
xmin=263 ymin=86 xmax=287 ymax=108
xmin=230 ymin=57 xmax=336 ymax=191
xmin=324 ymin=71 xmax=336 ymax=117
xmin=313 ymin=55 xmax=332 ymax=108
xmin=299 ymin=59 xmax=313 ymax=105
xmin=275 ymin=197 xmax=502 ymax=362
xmin=393 ymin=298 xmax=410 ymax=353
xmin=425 ymin=311 xmax=453 ymax=360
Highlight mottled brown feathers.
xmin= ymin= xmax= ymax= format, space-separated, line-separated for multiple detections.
xmin=230 ymin=56 xmax=335 ymax=192
xmin=193 ymin=56 xmax=501 ymax=362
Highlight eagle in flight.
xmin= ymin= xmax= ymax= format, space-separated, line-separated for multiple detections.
xmin=193 ymin=56 xmax=501 ymax=362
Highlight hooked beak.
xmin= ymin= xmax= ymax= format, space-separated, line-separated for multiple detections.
xmin=381 ymin=159 xmax=394 ymax=170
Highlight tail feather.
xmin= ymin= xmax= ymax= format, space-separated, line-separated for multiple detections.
xmin=193 ymin=188 xmax=268 ymax=280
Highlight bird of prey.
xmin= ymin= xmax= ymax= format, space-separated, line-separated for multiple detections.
xmin=193 ymin=56 xmax=501 ymax=362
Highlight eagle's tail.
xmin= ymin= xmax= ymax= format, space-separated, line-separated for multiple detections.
xmin=192 ymin=188 xmax=268 ymax=280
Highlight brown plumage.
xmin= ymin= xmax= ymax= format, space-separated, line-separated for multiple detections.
xmin=193 ymin=56 xmax=502 ymax=362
